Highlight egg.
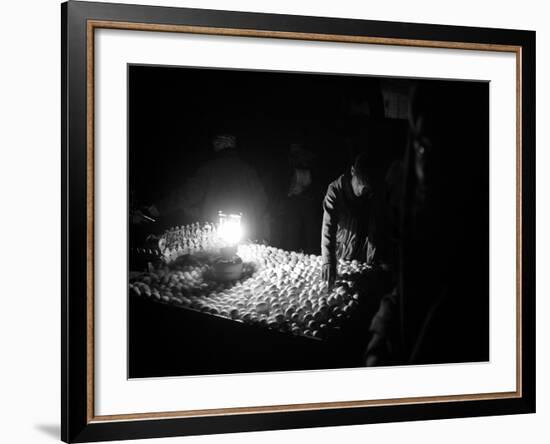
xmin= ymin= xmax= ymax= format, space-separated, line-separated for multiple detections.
xmin=256 ymin=302 xmax=269 ymax=314
xmin=327 ymin=295 xmax=338 ymax=306
xmin=308 ymin=320 xmax=321 ymax=331
xmin=285 ymin=307 xmax=295 ymax=318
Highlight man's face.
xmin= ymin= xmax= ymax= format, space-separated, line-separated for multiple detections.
xmin=410 ymin=114 xmax=438 ymax=191
xmin=213 ymin=138 xmax=225 ymax=152
xmin=350 ymin=167 xmax=370 ymax=197
xmin=213 ymin=135 xmax=235 ymax=153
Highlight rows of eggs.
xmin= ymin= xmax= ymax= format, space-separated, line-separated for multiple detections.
xmin=161 ymin=223 xmax=218 ymax=247
xmin=161 ymin=226 xmax=219 ymax=259
xmin=130 ymin=243 xmax=365 ymax=339
xmin=160 ymin=223 xmax=239 ymax=262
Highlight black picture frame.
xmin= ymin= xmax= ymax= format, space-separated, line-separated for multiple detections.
xmin=61 ymin=1 xmax=536 ymax=442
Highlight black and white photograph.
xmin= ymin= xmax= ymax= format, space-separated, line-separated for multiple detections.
xmin=128 ymin=65 xmax=489 ymax=378
xmin=0 ymin=0 xmax=543 ymax=442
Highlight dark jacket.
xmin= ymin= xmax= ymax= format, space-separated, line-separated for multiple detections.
xmin=321 ymin=173 xmax=379 ymax=265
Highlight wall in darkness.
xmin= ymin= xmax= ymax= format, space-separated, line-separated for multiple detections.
xmin=129 ymin=67 xmax=487 ymax=244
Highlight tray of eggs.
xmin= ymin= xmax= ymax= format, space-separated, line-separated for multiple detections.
xmin=129 ymin=242 xmax=370 ymax=341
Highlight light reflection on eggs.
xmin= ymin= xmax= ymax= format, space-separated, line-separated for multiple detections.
xmin=130 ymin=239 xmax=370 ymax=340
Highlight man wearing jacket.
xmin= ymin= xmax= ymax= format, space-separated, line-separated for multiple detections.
xmin=321 ymin=153 xmax=379 ymax=288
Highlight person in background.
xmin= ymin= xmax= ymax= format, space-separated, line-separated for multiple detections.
xmin=365 ymin=81 xmax=490 ymax=366
xmin=320 ymin=153 xmax=383 ymax=288
xmin=279 ymin=143 xmax=323 ymax=254
xmin=158 ymin=133 xmax=269 ymax=240
xmin=381 ymin=157 xmax=406 ymax=275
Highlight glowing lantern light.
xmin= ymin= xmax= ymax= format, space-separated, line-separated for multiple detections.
xmin=218 ymin=211 xmax=243 ymax=246
xmin=215 ymin=211 xmax=244 ymax=281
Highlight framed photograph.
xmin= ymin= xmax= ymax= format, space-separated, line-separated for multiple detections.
xmin=62 ymin=1 xmax=536 ymax=442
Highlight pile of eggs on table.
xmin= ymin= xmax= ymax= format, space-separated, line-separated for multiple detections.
xmin=129 ymin=243 xmax=370 ymax=340
xmin=159 ymin=222 xmax=220 ymax=261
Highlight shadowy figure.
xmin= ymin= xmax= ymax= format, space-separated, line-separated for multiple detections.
xmin=275 ymin=143 xmax=323 ymax=254
xmin=366 ymin=81 xmax=489 ymax=366
xmin=157 ymin=133 xmax=268 ymax=240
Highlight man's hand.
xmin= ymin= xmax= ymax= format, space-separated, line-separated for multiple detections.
xmin=147 ymin=205 xmax=160 ymax=218
xmin=130 ymin=205 xmax=159 ymax=224
xmin=130 ymin=210 xmax=150 ymax=225
xmin=321 ymin=262 xmax=336 ymax=289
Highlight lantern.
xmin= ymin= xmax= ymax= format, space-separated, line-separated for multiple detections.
xmin=217 ymin=211 xmax=243 ymax=246
xmin=214 ymin=211 xmax=244 ymax=281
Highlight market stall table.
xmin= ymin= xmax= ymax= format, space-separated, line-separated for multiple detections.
xmin=129 ymin=223 xmax=388 ymax=377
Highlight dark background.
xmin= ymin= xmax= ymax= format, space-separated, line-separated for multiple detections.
xmin=128 ymin=65 xmax=489 ymax=378
xmin=128 ymin=65 xmax=410 ymax=236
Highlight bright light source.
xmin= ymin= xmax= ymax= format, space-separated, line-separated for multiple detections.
xmin=218 ymin=212 xmax=243 ymax=245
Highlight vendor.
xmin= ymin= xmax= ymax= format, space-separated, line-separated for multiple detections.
xmin=320 ymin=153 xmax=381 ymax=288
